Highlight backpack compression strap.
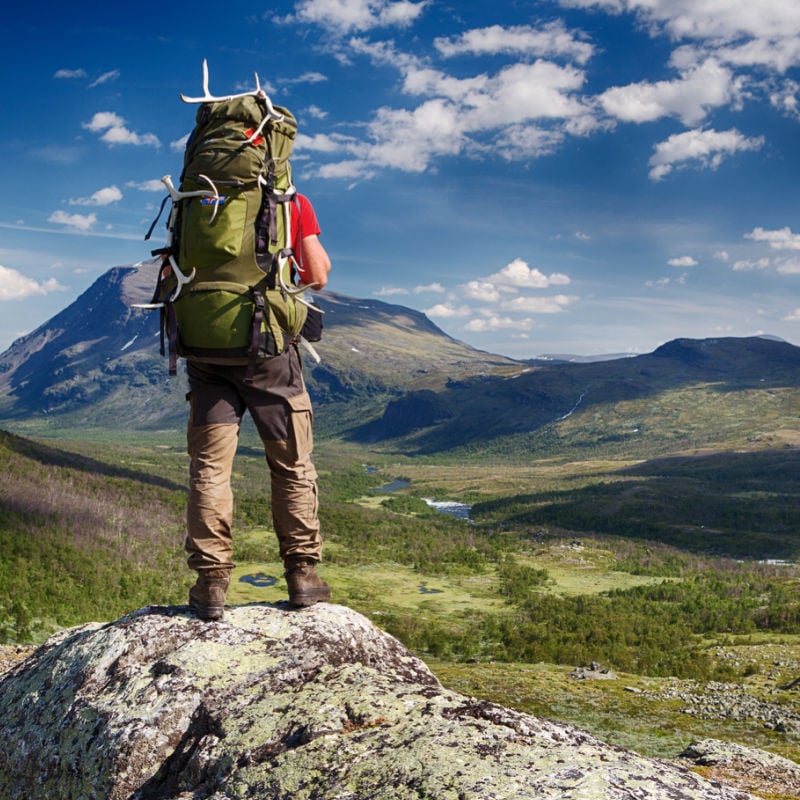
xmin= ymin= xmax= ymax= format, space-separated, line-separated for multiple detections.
xmin=244 ymin=289 xmax=266 ymax=384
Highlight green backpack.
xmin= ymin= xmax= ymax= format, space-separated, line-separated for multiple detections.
xmin=143 ymin=67 xmax=311 ymax=378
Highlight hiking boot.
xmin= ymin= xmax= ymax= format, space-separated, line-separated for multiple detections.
xmin=189 ymin=568 xmax=231 ymax=621
xmin=284 ymin=558 xmax=331 ymax=609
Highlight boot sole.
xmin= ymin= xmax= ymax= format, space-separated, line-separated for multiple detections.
xmin=190 ymin=602 xmax=226 ymax=621
xmin=288 ymin=588 xmax=332 ymax=609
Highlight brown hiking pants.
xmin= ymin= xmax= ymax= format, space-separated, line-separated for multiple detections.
xmin=184 ymin=348 xmax=321 ymax=572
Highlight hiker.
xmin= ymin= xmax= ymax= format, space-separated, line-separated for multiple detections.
xmin=185 ymin=193 xmax=332 ymax=619
xmin=137 ymin=64 xmax=331 ymax=619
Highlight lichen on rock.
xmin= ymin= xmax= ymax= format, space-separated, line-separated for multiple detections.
xmin=0 ymin=603 xmax=757 ymax=799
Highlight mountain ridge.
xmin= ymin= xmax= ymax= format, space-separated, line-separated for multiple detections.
xmin=1 ymin=261 xmax=799 ymax=460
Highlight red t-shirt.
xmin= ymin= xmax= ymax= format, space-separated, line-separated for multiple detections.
xmin=290 ymin=194 xmax=321 ymax=284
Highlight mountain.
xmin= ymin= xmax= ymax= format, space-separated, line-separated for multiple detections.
xmin=2 ymin=260 xmax=799 ymax=460
xmin=0 ymin=260 xmax=520 ymax=432
xmin=356 ymin=334 xmax=800 ymax=455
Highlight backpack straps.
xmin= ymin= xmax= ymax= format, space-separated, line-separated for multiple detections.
xmin=164 ymin=302 xmax=179 ymax=377
xmin=244 ymin=289 xmax=266 ymax=384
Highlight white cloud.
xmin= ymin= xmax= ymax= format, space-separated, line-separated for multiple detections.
xmin=496 ymin=125 xmax=565 ymax=160
xmin=434 ymin=21 xmax=594 ymax=64
xmin=425 ymin=302 xmax=472 ymax=318
xmin=501 ymin=294 xmax=575 ymax=313
xmin=170 ymin=134 xmax=190 ymax=152
xmin=746 ymin=226 xmax=800 ymax=250
xmin=413 ymin=282 xmax=445 ymax=293
xmin=784 ymin=307 xmax=800 ymax=321
xmin=770 ymin=79 xmax=800 ymax=118
xmin=731 ymin=257 xmax=771 ymax=271
xmin=599 ymin=59 xmax=736 ymax=125
xmin=54 ymin=68 xmax=87 ymax=79
xmin=648 ymin=127 xmax=764 ymax=180
xmin=463 ymin=280 xmax=502 ymax=303
xmin=288 ymin=0 xmax=428 ymax=33
xmin=49 ymin=210 xmax=97 ymax=232
xmin=465 ymin=314 xmax=533 ymax=332
xmin=714 ymin=250 xmax=730 ymax=261
xmin=645 ymin=276 xmax=674 ymax=288
xmin=559 ymin=0 xmax=800 ymax=43
xmin=284 ymin=72 xmax=328 ymax=85
xmin=69 ymin=185 xmax=123 ymax=206
xmin=374 ymin=286 xmax=409 ymax=296
xmin=667 ymin=255 xmax=698 ymax=267
xmin=405 ymin=61 xmax=589 ymax=126
xmin=776 ymin=259 xmax=800 ymax=274
xmin=0 ymin=265 xmax=66 ymax=300
xmin=127 ymin=179 xmax=168 ymax=192
xmin=310 ymin=42 xmax=593 ymax=176
xmin=296 ymin=132 xmax=359 ymax=154
xmin=305 ymin=105 xmax=329 ymax=120
xmin=488 ymin=258 xmax=571 ymax=289
xmin=88 ymin=69 xmax=120 ymax=88
xmin=83 ymin=111 xmax=160 ymax=148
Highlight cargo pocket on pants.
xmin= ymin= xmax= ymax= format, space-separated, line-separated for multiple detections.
xmin=286 ymin=391 xmax=314 ymax=465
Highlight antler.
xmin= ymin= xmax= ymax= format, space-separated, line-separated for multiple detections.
xmin=179 ymin=60 xmax=286 ymax=144
xmin=180 ymin=59 xmax=285 ymax=119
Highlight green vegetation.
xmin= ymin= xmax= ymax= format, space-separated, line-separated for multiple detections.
xmin=2 ymin=423 xmax=800 ymax=772
xmin=0 ymin=430 xmax=187 ymax=640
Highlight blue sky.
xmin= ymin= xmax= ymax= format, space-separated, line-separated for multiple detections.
xmin=2 ymin=0 xmax=800 ymax=358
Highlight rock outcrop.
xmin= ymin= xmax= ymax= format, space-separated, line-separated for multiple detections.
xmin=0 ymin=603 xmax=756 ymax=800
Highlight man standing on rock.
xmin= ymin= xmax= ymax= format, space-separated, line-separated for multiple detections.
xmin=185 ymin=192 xmax=332 ymax=620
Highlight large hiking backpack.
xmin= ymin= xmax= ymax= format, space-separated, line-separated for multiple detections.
xmin=141 ymin=63 xmax=316 ymax=377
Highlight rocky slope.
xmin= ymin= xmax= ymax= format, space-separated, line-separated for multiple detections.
xmin=0 ymin=603 xmax=761 ymax=800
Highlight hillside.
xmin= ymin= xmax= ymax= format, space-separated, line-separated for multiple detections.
xmin=0 ymin=259 xmax=520 ymax=433
xmin=356 ymin=335 xmax=800 ymax=456
xmin=1 ymin=261 xmax=800 ymax=464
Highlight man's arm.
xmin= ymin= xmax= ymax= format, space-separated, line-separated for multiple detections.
xmin=300 ymin=233 xmax=331 ymax=290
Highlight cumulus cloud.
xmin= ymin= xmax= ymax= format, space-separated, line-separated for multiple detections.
xmin=83 ymin=111 xmax=160 ymax=147
xmin=667 ymin=255 xmax=698 ymax=267
xmin=746 ymin=226 xmax=800 ymax=250
xmin=307 ymin=36 xmax=593 ymax=178
xmin=488 ymin=258 xmax=571 ymax=289
xmin=127 ymin=179 xmax=168 ymax=192
xmin=295 ymin=1 xmax=789 ymax=181
xmin=648 ymin=127 xmax=764 ymax=180
xmin=69 ymin=185 xmax=123 ymax=206
xmin=287 ymin=0 xmax=428 ymax=32
xmin=434 ymin=20 xmax=594 ymax=64
xmin=599 ymin=59 xmax=736 ymax=125
xmin=559 ymin=0 xmax=800 ymax=43
xmin=404 ymin=61 xmax=588 ymax=126
xmin=425 ymin=302 xmax=472 ymax=318
xmin=463 ymin=280 xmax=502 ymax=303
xmin=465 ymin=314 xmax=533 ymax=332
xmin=49 ymin=210 xmax=97 ymax=232
xmin=770 ymin=79 xmax=800 ymax=118
xmin=0 ymin=265 xmax=66 ymax=300
xmin=374 ymin=286 xmax=409 ymax=296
